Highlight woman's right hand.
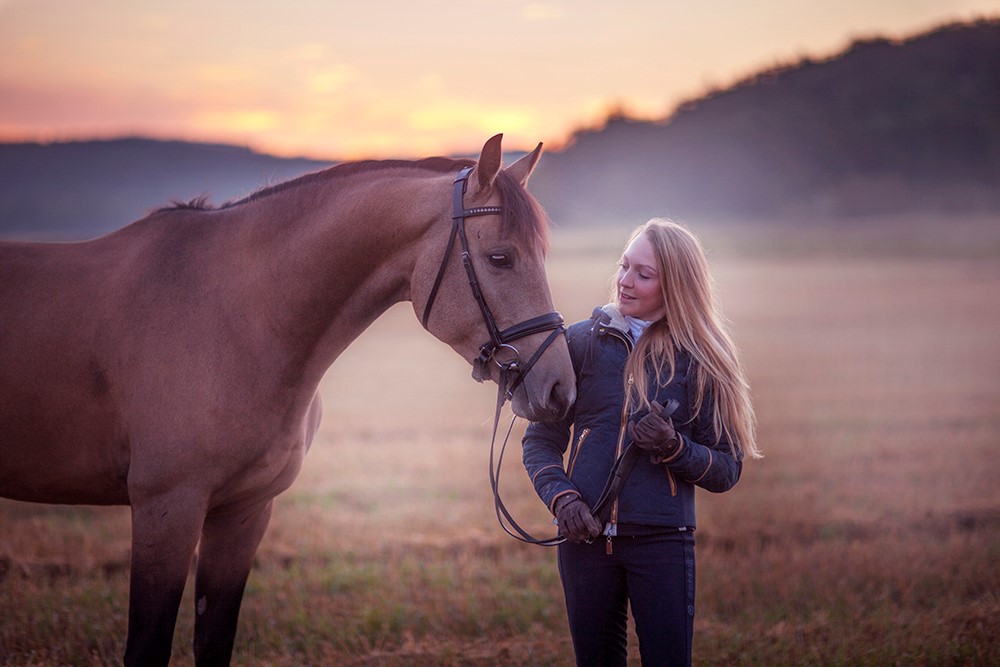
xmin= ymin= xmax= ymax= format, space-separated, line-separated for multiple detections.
xmin=554 ymin=494 xmax=603 ymax=542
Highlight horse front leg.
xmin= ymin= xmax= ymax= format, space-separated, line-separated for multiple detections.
xmin=124 ymin=489 xmax=207 ymax=667
xmin=193 ymin=499 xmax=274 ymax=667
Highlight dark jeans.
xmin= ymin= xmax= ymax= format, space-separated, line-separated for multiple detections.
xmin=557 ymin=531 xmax=696 ymax=667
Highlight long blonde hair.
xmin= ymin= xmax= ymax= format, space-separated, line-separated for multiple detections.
xmin=615 ymin=219 xmax=760 ymax=459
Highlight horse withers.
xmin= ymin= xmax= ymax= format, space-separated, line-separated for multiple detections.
xmin=0 ymin=134 xmax=575 ymax=666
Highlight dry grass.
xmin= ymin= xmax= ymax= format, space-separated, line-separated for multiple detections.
xmin=2 ymin=216 xmax=999 ymax=666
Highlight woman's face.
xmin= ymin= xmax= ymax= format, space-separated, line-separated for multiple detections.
xmin=616 ymin=233 xmax=665 ymax=322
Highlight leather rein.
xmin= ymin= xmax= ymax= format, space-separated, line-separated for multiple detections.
xmin=420 ymin=165 xmax=567 ymax=546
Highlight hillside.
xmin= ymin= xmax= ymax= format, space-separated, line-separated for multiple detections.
xmin=0 ymin=139 xmax=329 ymax=239
xmin=1 ymin=19 xmax=998 ymax=239
xmin=531 ymin=18 xmax=1000 ymax=224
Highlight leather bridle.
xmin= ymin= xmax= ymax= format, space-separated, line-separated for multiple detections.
xmin=420 ymin=165 xmax=568 ymax=546
xmin=420 ymin=166 xmax=565 ymax=401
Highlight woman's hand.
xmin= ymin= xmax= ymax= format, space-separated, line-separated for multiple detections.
xmin=554 ymin=494 xmax=602 ymax=543
xmin=627 ymin=400 xmax=681 ymax=463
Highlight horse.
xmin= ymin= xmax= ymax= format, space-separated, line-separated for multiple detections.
xmin=0 ymin=134 xmax=576 ymax=666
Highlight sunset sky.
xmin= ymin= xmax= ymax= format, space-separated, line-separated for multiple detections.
xmin=1 ymin=0 xmax=997 ymax=160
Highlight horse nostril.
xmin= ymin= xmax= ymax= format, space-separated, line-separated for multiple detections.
xmin=548 ymin=380 xmax=574 ymax=420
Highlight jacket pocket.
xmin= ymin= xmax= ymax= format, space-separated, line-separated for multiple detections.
xmin=568 ymin=428 xmax=590 ymax=478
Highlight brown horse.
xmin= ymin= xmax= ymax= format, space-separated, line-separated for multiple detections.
xmin=0 ymin=134 xmax=575 ymax=666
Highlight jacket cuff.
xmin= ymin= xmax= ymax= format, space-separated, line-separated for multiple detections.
xmin=653 ymin=434 xmax=686 ymax=464
xmin=549 ymin=490 xmax=581 ymax=515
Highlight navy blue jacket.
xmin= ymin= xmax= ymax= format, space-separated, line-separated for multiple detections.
xmin=522 ymin=305 xmax=742 ymax=532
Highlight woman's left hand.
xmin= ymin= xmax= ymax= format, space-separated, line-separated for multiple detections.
xmin=627 ymin=401 xmax=681 ymax=462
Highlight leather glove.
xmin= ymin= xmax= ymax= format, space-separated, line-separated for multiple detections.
xmin=554 ymin=494 xmax=602 ymax=543
xmin=627 ymin=400 xmax=681 ymax=463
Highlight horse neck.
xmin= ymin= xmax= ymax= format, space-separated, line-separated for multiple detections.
xmin=223 ymin=168 xmax=442 ymax=391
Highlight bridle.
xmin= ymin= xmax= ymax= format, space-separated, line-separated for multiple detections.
xmin=420 ymin=165 xmax=567 ymax=546
xmin=420 ymin=166 xmax=565 ymax=401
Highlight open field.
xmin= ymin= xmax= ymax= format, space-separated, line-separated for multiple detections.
xmin=2 ymin=216 xmax=999 ymax=665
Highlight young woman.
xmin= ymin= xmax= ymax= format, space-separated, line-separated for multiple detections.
xmin=522 ymin=218 xmax=760 ymax=666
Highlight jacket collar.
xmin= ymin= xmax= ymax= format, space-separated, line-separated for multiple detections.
xmin=592 ymin=303 xmax=630 ymax=336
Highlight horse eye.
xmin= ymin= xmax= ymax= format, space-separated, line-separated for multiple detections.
xmin=489 ymin=253 xmax=512 ymax=269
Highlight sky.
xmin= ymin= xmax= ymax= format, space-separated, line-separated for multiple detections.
xmin=1 ymin=0 xmax=998 ymax=160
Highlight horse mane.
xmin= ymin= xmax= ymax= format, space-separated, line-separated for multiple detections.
xmin=159 ymin=155 xmax=549 ymax=253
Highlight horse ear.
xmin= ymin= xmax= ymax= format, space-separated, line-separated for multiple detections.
xmin=474 ymin=134 xmax=504 ymax=191
xmin=504 ymin=142 xmax=543 ymax=187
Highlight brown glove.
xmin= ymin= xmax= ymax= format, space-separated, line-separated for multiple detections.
xmin=554 ymin=494 xmax=602 ymax=543
xmin=627 ymin=400 xmax=681 ymax=463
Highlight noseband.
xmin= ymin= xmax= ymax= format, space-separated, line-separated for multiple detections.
xmin=420 ymin=166 xmax=565 ymax=400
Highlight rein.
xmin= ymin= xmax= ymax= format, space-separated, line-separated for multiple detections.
xmin=487 ymin=381 xmax=565 ymax=547
xmin=491 ymin=398 xmax=681 ymax=547
xmin=420 ymin=165 xmax=567 ymax=546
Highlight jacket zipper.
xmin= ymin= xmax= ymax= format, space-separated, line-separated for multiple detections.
xmin=606 ymin=375 xmax=633 ymax=555
xmin=602 ymin=325 xmax=634 ymax=556
xmin=568 ymin=428 xmax=590 ymax=477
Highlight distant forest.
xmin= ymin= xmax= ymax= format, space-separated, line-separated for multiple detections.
xmin=530 ymin=18 xmax=1000 ymax=224
xmin=1 ymin=18 xmax=998 ymax=239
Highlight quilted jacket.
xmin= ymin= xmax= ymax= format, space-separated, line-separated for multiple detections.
xmin=522 ymin=304 xmax=742 ymax=533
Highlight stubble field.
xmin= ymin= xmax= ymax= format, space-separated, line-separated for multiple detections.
xmin=2 ymin=216 xmax=999 ymax=666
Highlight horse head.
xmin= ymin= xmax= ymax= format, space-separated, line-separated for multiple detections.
xmin=413 ymin=134 xmax=575 ymax=422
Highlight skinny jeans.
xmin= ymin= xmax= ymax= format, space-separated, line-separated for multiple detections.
xmin=557 ymin=530 xmax=696 ymax=667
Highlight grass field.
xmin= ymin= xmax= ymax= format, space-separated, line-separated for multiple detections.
xmin=2 ymin=216 xmax=999 ymax=666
